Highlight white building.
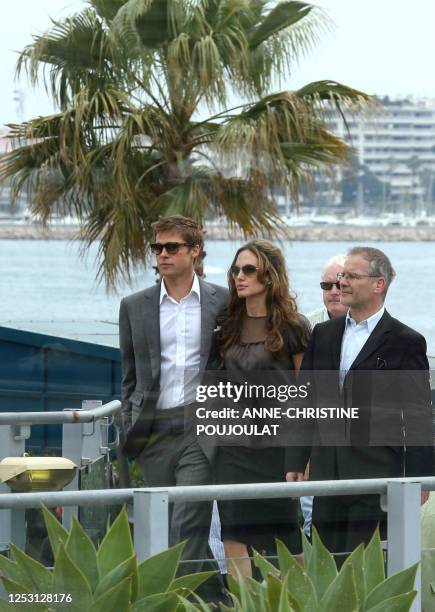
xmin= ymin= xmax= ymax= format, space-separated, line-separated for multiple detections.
xmin=329 ymin=97 xmax=435 ymax=211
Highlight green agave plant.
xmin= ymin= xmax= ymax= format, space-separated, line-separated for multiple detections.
xmin=223 ymin=528 xmax=418 ymax=612
xmin=0 ymin=508 xmax=420 ymax=612
xmin=421 ymin=550 xmax=435 ymax=612
xmin=0 ymin=505 xmax=215 ymax=611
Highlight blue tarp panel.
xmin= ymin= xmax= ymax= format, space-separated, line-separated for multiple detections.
xmin=0 ymin=325 xmax=121 ymax=453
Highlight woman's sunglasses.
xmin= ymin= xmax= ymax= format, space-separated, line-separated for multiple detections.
xmin=150 ymin=242 xmax=193 ymax=255
xmin=320 ymin=281 xmax=341 ymax=290
xmin=230 ymin=264 xmax=259 ymax=277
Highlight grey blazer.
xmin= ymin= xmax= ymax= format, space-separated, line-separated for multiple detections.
xmin=119 ymin=278 xmax=228 ymax=458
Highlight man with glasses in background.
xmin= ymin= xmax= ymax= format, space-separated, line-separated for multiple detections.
xmin=287 ymin=246 xmax=433 ymax=559
xmin=119 ymin=215 xmax=228 ymax=599
xmin=300 ymin=254 xmax=348 ymax=536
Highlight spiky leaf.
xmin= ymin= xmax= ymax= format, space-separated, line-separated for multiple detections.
xmin=365 ymin=564 xmax=418 ymax=610
xmin=277 ymin=573 xmax=296 ymax=611
xmin=421 ymin=550 xmax=435 ymax=612
xmin=300 ymin=529 xmax=312 ymax=565
xmin=97 ymin=506 xmax=134 ymax=578
xmin=136 ymin=541 xmax=185 ymax=599
xmin=1 ymin=577 xmax=30 ymax=594
xmin=275 ymin=540 xmax=317 ymax=611
xmin=319 ymin=563 xmax=359 ymax=612
xmin=252 ymin=548 xmax=280 ymax=580
xmin=9 ymin=544 xmax=52 ymax=594
xmin=93 ymin=554 xmax=138 ymax=602
xmin=364 ymin=527 xmax=385 ymax=594
xmin=340 ymin=544 xmax=365 ymax=606
xmin=365 ymin=590 xmax=417 ymax=612
xmin=0 ymin=582 xmax=47 ymax=610
xmin=52 ymin=543 xmax=93 ymax=611
xmin=0 ymin=555 xmax=23 ymax=584
xmin=266 ymin=573 xmax=290 ymax=612
xmin=170 ymin=570 xmax=217 ymax=592
xmin=66 ymin=515 xmax=99 ymax=593
xmin=41 ymin=504 xmax=69 ymax=558
xmin=132 ymin=591 xmax=179 ymax=611
xmin=305 ymin=527 xmax=337 ymax=600
xmin=91 ymin=575 xmax=132 ymax=612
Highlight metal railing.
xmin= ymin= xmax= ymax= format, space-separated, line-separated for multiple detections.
xmin=0 ymin=400 xmax=122 ymax=549
xmin=0 ymin=400 xmax=122 ymax=425
xmin=0 ymin=476 xmax=433 ymax=612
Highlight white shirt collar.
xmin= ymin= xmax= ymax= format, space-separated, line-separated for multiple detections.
xmin=345 ymin=305 xmax=385 ymax=333
xmin=159 ymin=273 xmax=201 ymax=304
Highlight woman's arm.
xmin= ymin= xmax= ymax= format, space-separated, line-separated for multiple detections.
xmin=292 ymin=352 xmax=304 ymax=374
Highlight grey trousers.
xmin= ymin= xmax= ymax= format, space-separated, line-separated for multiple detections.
xmin=137 ymin=427 xmax=218 ymax=577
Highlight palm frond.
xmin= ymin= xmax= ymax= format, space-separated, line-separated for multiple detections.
xmin=16 ymin=8 xmax=118 ymax=110
xmin=147 ymin=166 xmax=212 ymax=221
xmin=212 ymin=171 xmax=283 ymax=235
xmin=249 ymin=0 xmax=312 ymax=47
xmin=242 ymin=1 xmax=326 ymax=97
xmin=88 ymin=0 xmax=129 ymax=23
xmin=112 ymin=0 xmax=182 ymax=50
xmin=81 ymin=188 xmax=152 ymax=288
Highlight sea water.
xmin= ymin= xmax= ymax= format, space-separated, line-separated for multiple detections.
xmin=1 ymin=239 xmax=434 ymax=355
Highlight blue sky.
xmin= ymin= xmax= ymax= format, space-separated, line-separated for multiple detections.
xmin=0 ymin=0 xmax=434 ymax=124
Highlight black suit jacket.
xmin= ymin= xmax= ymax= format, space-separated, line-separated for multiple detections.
xmin=290 ymin=310 xmax=433 ymax=480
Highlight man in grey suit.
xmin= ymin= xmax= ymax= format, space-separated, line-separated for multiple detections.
xmin=119 ymin=215 xmax=228 ymax=592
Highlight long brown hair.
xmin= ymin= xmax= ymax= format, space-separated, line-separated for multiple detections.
xmin=220 ymin=240 xmax=304 ymax=357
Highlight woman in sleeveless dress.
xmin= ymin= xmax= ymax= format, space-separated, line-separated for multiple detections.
xmin=215 ymin=239 xmax=310 ymax=578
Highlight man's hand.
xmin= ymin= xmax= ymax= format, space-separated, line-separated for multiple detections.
xmin=285 ymin=472 xmax=305 ymax=482
xmin=285 ymin=471 xmax=305 ymax=499
xmin=421 ymin=490 xmax=430 ymax=506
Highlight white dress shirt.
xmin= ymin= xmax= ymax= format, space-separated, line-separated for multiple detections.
xmin=157 ymin=274 xmax=201 ymax=409
xmin=339 ymin=306 xmax=385 ymax=387
xmin=306 ymin=305 xmax=329 ymax=328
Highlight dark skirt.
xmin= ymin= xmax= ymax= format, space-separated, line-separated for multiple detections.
xmin=216 ymin=446 xmax=301 ymax=555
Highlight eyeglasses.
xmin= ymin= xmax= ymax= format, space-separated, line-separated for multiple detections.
xmin=337 ymin=272 xmax=380 ymax=282
xmin=150 ymin=242 xmax=193 ymax=255
xmin=320 ymin=281 xmax=341 ymax=290
xmin=230 ymin=264 xmax=259 ymax=277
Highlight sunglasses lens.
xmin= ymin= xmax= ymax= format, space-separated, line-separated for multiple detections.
xmin=231 ymin=264 xmax=258 ymax=277
xmin=164 ymin=243 xmax=180 ymax=254
xmin=151 ymin=242 xmax=186 ymax=255
xmin=320 ymin=281 xmax=340 ymax=290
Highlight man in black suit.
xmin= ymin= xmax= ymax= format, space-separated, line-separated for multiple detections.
xmin=119 ymin=215 xmax=228 ymax=591
xmin=286 ymin=246 xmax=433 ymax=556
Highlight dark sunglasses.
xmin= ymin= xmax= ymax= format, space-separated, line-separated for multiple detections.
xmin=150 ymin=242 xmax=193 ymax=255
xmin=320 ymin=281 xmax=341 ymax=290
xmin=230 ymin=264 xmax=259 ymax=277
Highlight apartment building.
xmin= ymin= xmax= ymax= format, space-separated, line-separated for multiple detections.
xmin=329 ymin=96 xmax=435 ymax=210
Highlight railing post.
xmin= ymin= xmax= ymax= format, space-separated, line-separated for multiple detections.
xmin=0 ymin=425 xmax=28 ymax=552
xmin=387 ymin=480 xmax=421 ymax=612
xmin=133 ymin=490 xmax=169 ymax=561
xmin=61 ymin=418 xmax=84 ymax=529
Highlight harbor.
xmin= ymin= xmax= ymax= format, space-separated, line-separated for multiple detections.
xmin=1 ymin=219 xmax=435 ymax=241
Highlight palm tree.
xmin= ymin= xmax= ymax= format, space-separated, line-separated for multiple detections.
xmin=1 ymin=0 xmax=370 ymax=286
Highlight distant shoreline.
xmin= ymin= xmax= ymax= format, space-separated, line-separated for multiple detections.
xmin=1 ymin=223 xmax=435 ymax=241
